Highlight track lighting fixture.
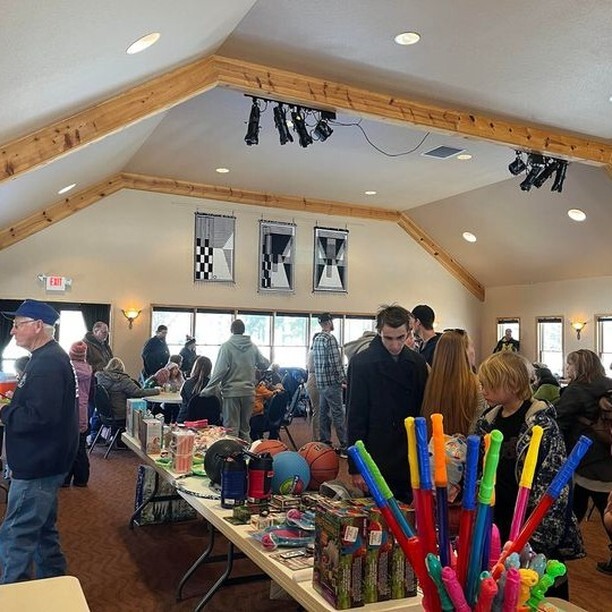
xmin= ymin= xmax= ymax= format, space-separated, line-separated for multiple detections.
xmin=508 ymin=151 xmax=527 ymax=176
xmin=242 ymin=95 xmax=335 ymax=148
xmin=244 ymin=98 xmax=261 ymax=146
xmin=290 ymin=107 xmax=313 ymax=148
xmin=551 ymin=160 xmax=568 ymax=193
xmin=510 ymin=151 xmax=569 ymax=193
xmin=313 ymin=117 xmax=333 ymax=142
xmin=273 ymin=104 xmax=293 ymax=145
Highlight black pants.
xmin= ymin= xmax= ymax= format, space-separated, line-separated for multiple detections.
xmin=574 ymin=483 xmax=612 ymax=541
xmin=65 ymin=432 xmax=90 ymax=486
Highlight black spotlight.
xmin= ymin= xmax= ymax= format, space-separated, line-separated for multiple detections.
xmin=290 ymin=107 xmax=313 ymax=148
xmin=273 ymin=104 xmax=293 ymax=145
xmin=532 ymin=159 xmax=559 ymax=189
xmin=508 ymin=151 xmax=527 ymax=176
xmin=244 ymin=99 xmax=261 ymax=146
xmin=519 ymin=154 xmax=546 ymax=192
xmin=551 ymin=160 xmax=568 ymax=192
xmin=313 ymin=117 xmax=333 ymax=142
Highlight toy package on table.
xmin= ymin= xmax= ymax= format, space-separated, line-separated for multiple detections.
xmin=313 ymin=499 xmax=368 ymax=610
xmin=139 ymin=418 xmax=162 ymax=454
xmin=126 ymin=398 xmax=148 ymax=438
xmin=169 ymin=429 xmax=195 ymax=475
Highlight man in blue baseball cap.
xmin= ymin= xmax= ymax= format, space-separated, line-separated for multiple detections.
xmin=0 ymin=299 xmax=78 ymax=583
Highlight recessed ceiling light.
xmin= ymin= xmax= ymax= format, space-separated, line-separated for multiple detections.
xmin=58 ymin=183 xmax=76 ymax=195
xmin=463 ymin=231 xmax=477 ymax=243
xmin=394 ymin=32 xmax=421 ymax=46
xmin=215 ymin=168 xmax=230 ymax=174
xmin=364 ymin=190 xmax=377 ymax=196
xmin=567 ymin=208 xmax=586 ymax=222
xmin=457 ymin=153 xmax=472 ymax=161
xmin=126 ymin=32 xmax=161 ymax=55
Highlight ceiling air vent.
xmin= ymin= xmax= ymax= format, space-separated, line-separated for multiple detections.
xmin=421 ymin=145 xmax=465 ymax=159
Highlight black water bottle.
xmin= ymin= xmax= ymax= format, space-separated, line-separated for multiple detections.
xmin=220 ymin=454 xmax=247 ymax=509
xmin=247 ymin=453 xmax=274 ymax=502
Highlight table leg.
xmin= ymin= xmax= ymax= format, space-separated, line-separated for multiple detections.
xmin=175 ymin=527 xmax=217 ymax=601
xmin=193 ymin=541 xmax=237 ymax=612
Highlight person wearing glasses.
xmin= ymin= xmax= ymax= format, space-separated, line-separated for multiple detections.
xmin=0 ymin=299 xmax=79 ymax=583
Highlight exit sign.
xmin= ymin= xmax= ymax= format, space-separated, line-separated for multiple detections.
xmin=46 ymin=275 xmax=67 ymax=291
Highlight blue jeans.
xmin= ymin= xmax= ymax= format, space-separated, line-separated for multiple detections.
xmin=318 ymin=384 xmax=346 ymax=448
xmin=0 ymin=473 xmax=67 ymax=583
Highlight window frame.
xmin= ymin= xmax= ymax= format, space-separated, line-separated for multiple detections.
xmin=535 ymin=315 xmax=564 ymax=377
xmin=595 ymin=314 xmax=612 ymax=372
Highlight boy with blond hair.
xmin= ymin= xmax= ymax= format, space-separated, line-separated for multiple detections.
xmin=476 ymin=352 xmax=584 ymax=599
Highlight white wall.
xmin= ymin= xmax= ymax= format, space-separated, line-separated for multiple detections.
xmin=0 ymin=189 xmax=482 ymax=376
xmin=484 ymin=276 xmax=612 ymax=364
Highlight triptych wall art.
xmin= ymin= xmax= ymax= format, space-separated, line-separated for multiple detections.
xmin=193 ymin=213 xmax=348 ymax=293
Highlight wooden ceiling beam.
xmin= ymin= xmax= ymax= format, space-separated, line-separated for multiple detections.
xmin=120 ymin=172 xmax=400 ymax=222
xmin=0 ymin=174 xmax=125 ymax=251
xmin=212 ymin=55 xmax=612 ymax=165
xmin=0 ymin=57 xmax=218 ymax=184
xmin=397 ymin=213 xmax=485 ymax=301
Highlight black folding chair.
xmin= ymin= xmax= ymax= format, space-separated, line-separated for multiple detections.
xmin=186 ymin=394 xmax=222 ymax=425
xmin=88 ymin=385 xmax=126 ymax=459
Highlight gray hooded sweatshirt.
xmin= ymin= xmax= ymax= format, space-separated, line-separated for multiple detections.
xmin=201 ymin=334 xmax=270 ymax=398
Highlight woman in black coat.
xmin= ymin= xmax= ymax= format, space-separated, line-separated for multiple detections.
xmin=555 ymin=349 xmax=612 ymax=573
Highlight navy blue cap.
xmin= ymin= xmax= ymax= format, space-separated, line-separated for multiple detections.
xmin=2 ymin=299 xmax=60 ymax=325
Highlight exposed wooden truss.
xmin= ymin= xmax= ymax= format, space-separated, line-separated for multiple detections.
xmin=0 ymin=172 xmax=485 ymax=301
xmin=1 ymin=54 xmax=610 ymax=187
xmin=0 ymin=175 xmax=124 ymax=251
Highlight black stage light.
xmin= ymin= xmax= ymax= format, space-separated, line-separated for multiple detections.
xmin=551 ymin=160 xmax=568 ymax=192
xmin=244 ymin=99 xmax=261 ymax=146
xmin=532 ymin=159 xmax=559 ymax=189
xmin=290 ymin=107 xmax=313 ymax=148
xmin=508 ymin=152 xmax=527 ymax=176
xmin=313 ymin=117 xmax=333 ymax=142
xmin=273 ymin=104 xmax=293 ymax=145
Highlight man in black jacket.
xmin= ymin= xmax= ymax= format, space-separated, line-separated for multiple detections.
xmin=0 ymin=299 xmax=78 ymax=583
xmin=141 ymin=324 xmax=170 ymax=378
xmin=346 ymin=305 xmax=428 ymax=502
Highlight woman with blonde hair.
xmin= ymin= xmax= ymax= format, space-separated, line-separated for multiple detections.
xmin=95 ymin=357 xmax=160 ymax=420
xmin=421 ymin=329 xmax=485 ymax=436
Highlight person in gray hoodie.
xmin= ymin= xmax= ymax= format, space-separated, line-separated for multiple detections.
xmin=200 ymin=319 xmax=269 ymax=442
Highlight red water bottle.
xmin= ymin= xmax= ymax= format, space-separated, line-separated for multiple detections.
xmin=247 ymin=453 xmax=274 ymax=502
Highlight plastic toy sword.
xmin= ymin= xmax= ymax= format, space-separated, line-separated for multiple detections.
xmin=456 ymin=434 xmax=480 ymax=589
xmin=431 ymin=414 xmax=451 ymax=567
xmin=414 ymin=416 xmax=438 ymax=557
xmin=509 ymin=425 xmax=543 ymax=541
xmin=492 ymin=435 xmax=593 ymax=580
xmin=348 ymin=442 xmax=441 ymax=612
xmin=404 ymin=417 xmax=422 ymax=522
xmin=466 ymin=429 xmax=503 ymax=606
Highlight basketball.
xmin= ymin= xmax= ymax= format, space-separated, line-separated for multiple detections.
xmin=271 ymin=451 xmax=310 ymax=494
xmin=298 ymin=442 xmax=340 ymax=489
xmin=251 ymin=439 xmax=288 ymax=457
xmin=204 ymin=437 xmax=247 ymax=484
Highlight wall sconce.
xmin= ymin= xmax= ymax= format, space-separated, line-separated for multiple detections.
xmin=571 ymin=320 xmax=587 ymax=340
xmin=121 ymin=308 xmax=141 ymax=329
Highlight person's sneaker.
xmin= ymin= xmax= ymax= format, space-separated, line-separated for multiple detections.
xmin=596 ymin=559 xmax=612 ymax=575
xmin=338 ymin=448 xmax=348 ymax=459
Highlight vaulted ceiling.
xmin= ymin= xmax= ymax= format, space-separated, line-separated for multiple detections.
xmin=1 ymin=1 xmax=611 ymax=300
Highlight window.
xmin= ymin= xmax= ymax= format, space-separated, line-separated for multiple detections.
xmin=195 ymin=310 xmax=233 ymax=365
xmin=536 ymin=317 xmax=564 ymax=377
xmin=2 ymin=308 xmax=87 ymax=374
xmin=496 ymin=318 xmax=520 ymax=343
xmin=596 ymin=315 xmax=612 ymax=372
xmin=150 ymin=307 xmax=376 ymax=371
xmin=152 ymin=309 xmax=194 ymax=357
xmin=274 ymin=313 xmax=309 ymax=367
